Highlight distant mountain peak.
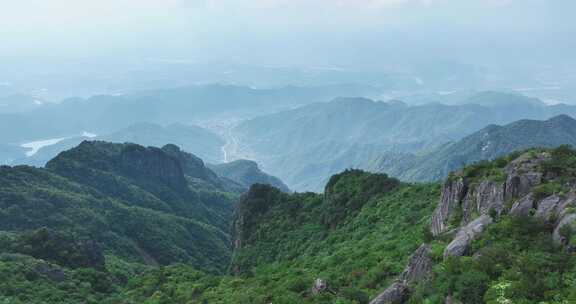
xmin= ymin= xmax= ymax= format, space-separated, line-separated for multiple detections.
xmin=547 ymin=114 xmax=576 ymax=124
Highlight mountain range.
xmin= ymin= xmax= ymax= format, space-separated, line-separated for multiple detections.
xmin=232 ymin=91 xmax=576 ymax=191
xmin=0 ymin=84 xmax=372 ymax=145
xmin=4 ymin=142 xmax=575 ymax=303
xmin=368 ymin=114 xmax=576 ymax=182
xmin=14 ymin=122 xmax=225 ymax=167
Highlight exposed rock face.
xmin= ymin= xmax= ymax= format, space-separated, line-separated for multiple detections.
xmin=369 ymin=244 xmax=431 ymax=304
xmin=369 ymin=282 xmax=408 ymax=304
xmin=504 ymin=152 xmax=547 ymax=201
xmin=372 ymin=151 xmax=563 ymax=303
xmin=461 ymin=181 xmax=504 ymax=224
xmin=535 ymin=195 xmax=563 ymax=221
xmin=400 ymin=244 xmax=433 ymax=283
xmin=510 ymin=194 xmax=535 ymax=217
xmin=431 ymin=152 xmax=549 ymax=238
xmin=431 ymin=178 xmax=467 ymax=236
xmin=444 ymin=215 xmax=493 ymax=258
xmin=554 ymin=213 xmax=576 ymax=245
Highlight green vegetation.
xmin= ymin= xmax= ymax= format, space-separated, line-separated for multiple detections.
xmin=410 ymin=216 xmax=576 ymax=303
xmin=3 ymin=143 xmax=576 ymax=304
xmin=0 ymin=141 xmax=240 ymax=303
xmin=542 ymin=145 xmax=576 ymax=181
xmin=121 ymin=170 xmax=440 ymax=303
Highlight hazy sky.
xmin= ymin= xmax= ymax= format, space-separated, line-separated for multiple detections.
xmin=1 ymin=0 xmax=575 ymax=66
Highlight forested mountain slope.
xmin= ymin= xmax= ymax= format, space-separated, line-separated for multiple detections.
xmin=369 ymin=114 xmax=576 ymax=182
xmin=0 ymin=141 xmax=241 ymax=303
xmin=3 ymin=142 xmax=576 ymax=303
xmin=120 ymin=147 xmax=576 ymax=304
xmin=234 ymin=92 xmax=576 ymax=191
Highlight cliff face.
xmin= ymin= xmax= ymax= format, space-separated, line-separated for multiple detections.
xmin=431 ymin=151 xmax=548 ymax=238
xmin=370 ymin=148 xmax=576 ymax=303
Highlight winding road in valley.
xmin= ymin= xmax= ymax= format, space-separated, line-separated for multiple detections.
xmin=221 ymin=124 xmax=240 ymax=163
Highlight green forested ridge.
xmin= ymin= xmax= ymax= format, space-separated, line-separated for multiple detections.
xmin=0 ymin=141 xmax=241 ymax=303
xmin=370 ymin=114 xmax=576 ymax=183
xmin=120 ymin=170 xmax=440 ymax=303
xmin=2 ymin=142 xmax=576 ymax=303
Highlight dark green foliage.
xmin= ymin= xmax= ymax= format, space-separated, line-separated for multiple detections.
xmin=118 ymin=171 xmax=438 ymax=304
xmin=0 ymin=141 xmax=240 ymax=302
xmin=461 ymin=160 xmax=506 ymax=183
xmin=542 ymin=144 xmax=576 ymax=180
xmin=7 ymin=228 xmax=104 ymax=270
xmin=4 ymin=143 xmax=576 ymax=304
xmin=323 ymin=169 xmax=400 ymax=228
xmin=532 ymin=182 xmax=566 ymax=200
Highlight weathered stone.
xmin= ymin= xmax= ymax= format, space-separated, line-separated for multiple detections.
xmin=311 ymin=278 xmax=328 ymax=295
xmin=553 ymin=213 xmax=576 ymax=245
xmin=554 ymin=192 xmax=576 ymax=219
xmin=535 ymin=195 xmax=562 ymax=222
xmin=461 ymin=181 xmax=504 ymax=224
xmin=504 ymin=152 xmax=548 ymax=201
xmin=400 ymin=244 xmax=432 ymax=283
xmin=444 ymin=215 xmax=493 ymax=258
xmin=510 ymin=194 xmax=535 ymax=217
xmin=431 ymin=177 xmax=467 ymax=236
xmin=369 ymin=281 xmax=408 ymax=304
xmin=369 ymin=244 xmax=431 ymax=304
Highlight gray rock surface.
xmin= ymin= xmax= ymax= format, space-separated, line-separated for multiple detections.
xmin=431 ymin=178 xmax=467 ymax=236
xmin=461 ymin=180 xmax=504 ymax=224
xmin=510 ymin=194 xmax=535 ymax=217
xmin=553 ymin=213 xmax=576 ymax=245
xmin=535 ymin=195 xmax=562 ymax=221
xmin=369 ymin=244 xmax=431 ymax=304
xmin=444 ymin=215 xmax=493 ymax=258
xmin=369 ymin=281 xmax=408 ymax=304
xmin=504 ymin=152 xmax=547 ymax=201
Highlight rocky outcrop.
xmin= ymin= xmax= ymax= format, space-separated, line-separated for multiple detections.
xmin=372 ymin=151 xmax=564 ymax=303
xmin=369 ymin=244 xmax=432 ymax=304
xmin=431 ymin=151 xmax=549 ymax=238
xmin=504 ymin=152 xmax=547 ymax=201
xmin=461 ymin=181 xmax=504 ymax=224
xmin=431 ymin=178 xmax=467 ymax=236
xmin=510 ymin=194 xmax=535 ymax=216
xmin=553 ymin=213 xmax=576 ymax=245
xmin=535 ymin=195 xmax=563 ymax=221
xmin=369 ymin=282 xmax=409 ymax=304
xmin=400 ymin=244 xmax=433 ymax=283
xmin=444 ymin=215 xmax=493 ymax=258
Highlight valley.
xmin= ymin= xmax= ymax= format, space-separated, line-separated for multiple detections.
xmin=3 ymin=2 xmax=576 ymax=303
